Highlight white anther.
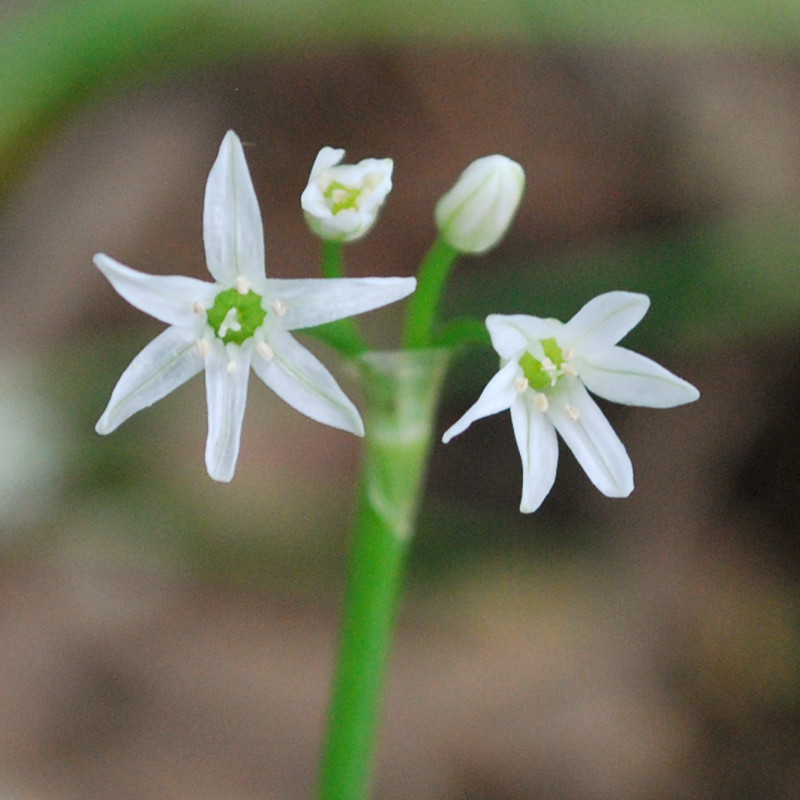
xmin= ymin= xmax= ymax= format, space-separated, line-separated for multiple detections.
xmin=331 ymin=188 xmax=348 ymax=206
xmin=257 ymin=342 xmax=274 ymax=360
xmin=514 ymin=376 xmax=529 ymax=394
xmin=235 ymin=276 xmax=252 ymax=295
xmin=562 ymin=363 xmax=578 ymax=377
xmin=563 ymin=347 xmax=575 ymax=361
xmin=226 ymin=361 xmax=237 ymax=374
xmin=196 ymin=339 xmax=211 ymax=358
xmin=317 ymin=171 xmax=332 ymax=190
xmin=365 ymin=172 xmax=381 ymax=190
xmin=541 ymin=357 xmax=556 ymax=372
xmin=270 ymin=299 xmax=287 ymax=317
xmin=533 ymin=393 xmax=549 ymax=412
xmin=193 ymin=300 xmax=206 ymax=315
xmin=565 ymin=403 xmax=581 ymax=421
xmin=219 ymin=307 xmax=242 ymax=337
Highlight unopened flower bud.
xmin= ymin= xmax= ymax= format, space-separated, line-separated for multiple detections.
xmin=435 ymin=155 xmax=525 ymax=254
xmin=301 ymin=147 xmax=393 ymax=243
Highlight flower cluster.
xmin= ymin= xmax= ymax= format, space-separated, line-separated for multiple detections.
xmin=96 ymin=133 xmax=698 ymax=510
xmin=95 ymin=131 xmax=414 ymax=482
xmin=443 ymin=292 xmax=700 ymax=512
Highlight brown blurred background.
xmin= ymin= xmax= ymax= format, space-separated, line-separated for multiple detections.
xmin=1 ymin=3 xmax=800 ymax=798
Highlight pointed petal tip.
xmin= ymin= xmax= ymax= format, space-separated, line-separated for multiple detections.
xmin=93 ymin=252 xmax=120 ymax=274
xmin=606 ymin=480 xmax=635 ymax=499
xmin=519 ymin=499 xmax=541 ymax=514
xmin=220 ymin=130 xmax=242 ymax=150
xmin=207 ymin=466 xmax=234 ymax=483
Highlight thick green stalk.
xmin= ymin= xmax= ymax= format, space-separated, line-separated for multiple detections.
xmin=317 ymin=348 xmax=451 ymax=800
xmin=401 ymin=237 xmax=459 ymax=349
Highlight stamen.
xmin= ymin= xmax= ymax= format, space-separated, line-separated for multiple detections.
xmin=541 ymin=357 xmax=556 ymax=372
xmin=257 ymin=342 xmax=274 ymax=359
xmin=331 ymin=188 xmax=349 ymax=206
xmin=565 ymin=403 xmax=581 ymax=421
xmin=563 ymin=347 xmax=575 ymax=361
xmin=514 ymin=376 xmax=529 ymax=393
xmin=235 ymin=276 xmax=252 ymax=295
xmin=271 ymin=299 xmax=287 ymax=317
xmin=533 ymin=393 xmax=549 ymax=412
xmin=562 ymin=363 xmax=578 ymax=377
xmin=193 ymin=300 xmax=205 ymax=315
xmin=196 ymin=338 xmax=211 ymax=358
xmin=226 ymin=361 xmax=237 ymax=374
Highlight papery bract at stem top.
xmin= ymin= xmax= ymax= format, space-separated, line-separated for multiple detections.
xmin=442 ymin=291 xmax=699 ymax=512
xmin=95 ymin=131 xmax=415 ymax=482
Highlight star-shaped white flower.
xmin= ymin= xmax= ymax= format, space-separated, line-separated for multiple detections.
xmin=95 ymin=131 xmax=415 ymax=482
xmin=442 ymin=291 xmax=699 ymax=513
xmin=301 ymin=147 xmax=393 ymax=242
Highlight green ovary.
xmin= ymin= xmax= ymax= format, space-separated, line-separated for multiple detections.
xmin=324 ymin=181 xmax=362 ymax=214
xmin=519 ymin=338 xmax=566 ymax=391
xmin=206 ymin=288 xmax=267 ymax=345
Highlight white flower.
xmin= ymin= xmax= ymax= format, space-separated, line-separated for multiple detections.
xmin=442 ymin=291 xmax=699 ymax=513
xmin=435 ymin=154 xmax=525 ymax=255
xmin=301 ymin=147 xmax=393 ymax=242
xmin=95 ymin=131 xmax=415 ymax=482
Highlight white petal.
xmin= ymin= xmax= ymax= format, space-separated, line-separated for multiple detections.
xmin=203 ymin=130 xmax=265 ymax=286
xmin=442 ymin=359 xmax=519 ymax=442
xmin=251 ymin=328 xmax=364 ymax=435
xmin=510 ymin=394 xmax=559 ymax=513
xmin=308 ymin=146 xmax=345 ymax=179
xmin=486 ymin=314 xmax=559 ymax=359
xmin=204 ymin=340 xmax=252 ymax=482
xmin=264 ymin=277 xmax=416 ymax=330
xmin=562 ymin=291 xmax=650 ymax=351
xmin=94 ymin=254 xmax=217 ymax=327
xmin=576 ymin=346 xmax=700 ymax=408
xmin=547 ymin=381 xmax=633 ymax=498
xmin=95 ymin=326 xmax=204 ymax=434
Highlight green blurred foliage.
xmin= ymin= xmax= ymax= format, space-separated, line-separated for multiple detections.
xmin=3 ymin=0 xmax=800 ymax=189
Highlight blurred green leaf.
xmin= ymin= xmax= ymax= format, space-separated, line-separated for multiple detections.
xmin=3 ymin=0 xmax=800 ymax=192
xmin=444 ymin=210 xmax=800 ymax=353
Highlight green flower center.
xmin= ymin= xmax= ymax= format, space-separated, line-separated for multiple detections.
xmin=206 ymin=288 xmax=267 ymax=345
xmin=519 ymin=337 xmax=568 ymax=391
xmin=324 ymin=181 xmax=363 ymax=214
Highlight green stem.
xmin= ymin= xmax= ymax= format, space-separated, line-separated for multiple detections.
xmin=311 ymin=240 xmax=370 ymax=356
xmin=317 ymin=348 xmax=451 ymax=800
xmin=402 ymin=237 xmax=459 ymax=349
xmin=321 ymin=240 xmax=345 ymax=278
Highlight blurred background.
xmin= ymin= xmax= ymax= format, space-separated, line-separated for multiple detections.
xmin=1 ymin=1 xmax=800 ymax=798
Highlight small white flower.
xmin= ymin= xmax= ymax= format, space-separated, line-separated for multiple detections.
xmin=95 ymin=131 xmax=415 ymax=482
xmin=442 ymin=291 xmax=699 ymax=513
xmin=301 ymin=147 xmax=393 ymax=242
xmin=435 ymin=154 xmax=525 ymax=255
